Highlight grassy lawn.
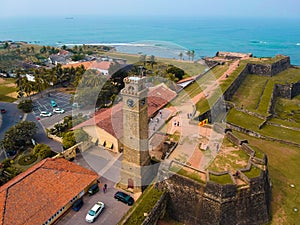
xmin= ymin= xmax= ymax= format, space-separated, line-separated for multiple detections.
xmin=105 ymin=51 xmax=207 ymax=76
xmin=158 ymin=58 xmax=206 ymax=76
xmin=227 ymin=108 xmax=300 ymax=145
xmin=272 ymin=67 xmax=300 ymax=84
xmin=256 ymin=80 xmax=274 ymax=115
xmin=209 ymin=173 xmax=233 ymax=185
xmin=208 ymin=139 xmax=249 ymax=173
xmin=120 ymin=185 xmax=164 ymax=225
xmin=227 ymin=108 xmax=264 ymax=130
xmin=231 ymin=75 xmax=267 ymax=110
xmin=170 ymin=165 xmax=206 ymax=184
xmin=0 ymin=78 xmax=18 ymax=102
xmin=242 ymin=165 xmax=261 ymax=179
xmin=273 ymin=96 xmax=300 ymax=124
xmin=242 ymin=55 xmax=286 ymax=65
xmin=231 ymin=132 xmax=300 ymax=225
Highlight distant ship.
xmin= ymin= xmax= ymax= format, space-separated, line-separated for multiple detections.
xmin=65 ymin=17 xmax=74 ymax=20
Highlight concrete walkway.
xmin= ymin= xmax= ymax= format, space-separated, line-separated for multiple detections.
xmin=164 ymin=60 xmax=242 ymax=169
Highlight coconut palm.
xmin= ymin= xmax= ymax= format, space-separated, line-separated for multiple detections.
xmin=22 ymin=79 xmax=34 ymax=99
xmin=186 ymin=50 xmax=191 ymax=61
xmin=139 ymin=54 xmax=147 ymax=66
xmin=191 ymin=50 xmax=195 ymax=61
xmin=179 ymin=52 xmax=183 ymax=60
xmin=148 ymin=55 xmax=155 ymax=69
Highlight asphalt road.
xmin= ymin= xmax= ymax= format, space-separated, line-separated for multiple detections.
xmin=0 ymin=102 xmax=25 ymax=161
xmin=0 ymin=101 xmax=63 ymax=162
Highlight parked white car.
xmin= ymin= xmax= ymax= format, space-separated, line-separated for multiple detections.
xmin=53 ymin=108 xmax=65 ymax=114
xmin=85 ymin=202 xmax=105 ymax=223
xmin=40 ymin=111 xmax=52 ymax=117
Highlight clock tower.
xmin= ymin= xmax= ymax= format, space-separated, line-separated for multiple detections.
xmin=120 ymin=76 xmax=152 ymax=192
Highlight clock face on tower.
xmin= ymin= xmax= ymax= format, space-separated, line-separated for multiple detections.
xmin=141 ymin=98 xmax=146 ymax=106
xmin=127 ymin=99 xmax=135 ymax=107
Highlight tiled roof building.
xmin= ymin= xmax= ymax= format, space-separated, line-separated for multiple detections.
xmin=72 ymin=83 xmax=177 ymax=153
xmin=0 ymin=158 xmax=98 ymax=225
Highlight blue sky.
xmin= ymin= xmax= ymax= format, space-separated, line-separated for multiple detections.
xmin=1 ymin=0 xmax=300 ymax=18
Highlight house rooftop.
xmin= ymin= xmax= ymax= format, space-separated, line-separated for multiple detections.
xmin=0 ymin=158 xmax=98 ymax=225
xmin=72 ymin=83 xmax=177 ymax=139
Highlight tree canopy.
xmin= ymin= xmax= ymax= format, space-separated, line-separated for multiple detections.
xmin=33 ymin=144 xmax=53 ymax=159
xmin=1 ymin=121 xmax=37 ymax=152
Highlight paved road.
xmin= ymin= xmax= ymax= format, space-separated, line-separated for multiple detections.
xmin=0 ymin=101 xmax=63 ymax=162
xmin=0 ymin=102 xmax=25 ymax=161
xmin=55 ymin=147 xmax=132 ymax=225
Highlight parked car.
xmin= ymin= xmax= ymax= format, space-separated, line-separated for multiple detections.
xmin=1 ymin=108 xmax=6 ymax=113
xmin=53 ymin=108 xmax=65 ymax=114
xmin=72 ymin=198 xmax=84 ymax=211
xmin=40 ymin=111 xmax=52 ymax=117
xmin=85 ymin=201 xmax=105 ymax=223
xmin=114 ymin=191 xmax=134 ymax=206
xmin=50 ymin=100 xmax=57 ymax=107
xmin=88 ymin=184 xmax=99 ymax=196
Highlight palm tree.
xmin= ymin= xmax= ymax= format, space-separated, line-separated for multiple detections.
xmin=22 ymin=79 xmax=34 ymax=99
xmin=186 ymin=50 xmax=191 ymax=61
xmin=139 ymin=54 xmax=147 ymax=66
xmin=148 ymin=55 xmax=155 ymax=69
xmin=15 ymin=75 xmax=25 ymax=99
xmin=179 ymin=52 xmax=183 ymax=60
xmin=83 ymin=71 xmax=106 ymax=88
xmin=191 ymin=50 xmax=195 ymax=61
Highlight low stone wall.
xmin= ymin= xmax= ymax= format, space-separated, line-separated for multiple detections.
xmin=226 ymin=121 xmax=300 ymax=147
xmin=291 ymin=81 xmax=300 ymax=98
xmin=48 ymin=134 xmax=63 ymax=143
xmin=240 ymin=143 xmax=255 ymax=157
xmin=141 ymin=192 xmax=168 ymax=225
xmin=223 ymin=66 xmax=249 ymax=101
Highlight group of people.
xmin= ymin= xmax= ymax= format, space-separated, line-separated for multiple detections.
xmin=151 ymin=111 xmax=164 ymax=131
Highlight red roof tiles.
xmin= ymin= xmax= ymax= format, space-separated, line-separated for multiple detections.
xmin=62 ymin=61 xmax=113 ymax=71
xmin=72 ymin=84 xmax=177 ymax=139
xmin=0 ymin=158 xmax=98 ymax=225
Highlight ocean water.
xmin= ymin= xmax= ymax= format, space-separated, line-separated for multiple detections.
xmin=1 ymin=16 xmax=300 ymax=65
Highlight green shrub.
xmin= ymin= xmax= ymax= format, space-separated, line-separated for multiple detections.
xmin=33 ymin=144 xmax=52 ymax=159
xmin=18 ymin=154 xmax=37 ymax=166
xmin=17 ymin=100 xmax=33 ymax=113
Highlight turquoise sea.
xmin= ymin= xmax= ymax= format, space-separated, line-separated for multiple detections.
xmin=1 ymin=16 xmax=300 ymax=64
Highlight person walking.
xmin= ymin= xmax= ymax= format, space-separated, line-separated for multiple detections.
xmin=103 ymin=184 xmax=107 ymax=193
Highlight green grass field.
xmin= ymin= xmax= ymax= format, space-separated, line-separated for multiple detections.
xmin=227 ymin=108 xmax=300 ymax=145
xmin=231 ymin=75 xmax=267 ymax=110
xmin=105 ymin=51 xmax=207 ymax=76
xmin=232 ymin=131 xmax=300 ymax=225
xmin=0 ymin=78 xmax=18 ymax=102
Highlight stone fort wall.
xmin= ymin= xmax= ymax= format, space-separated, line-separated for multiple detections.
xmin=197 ymin=56 xmax=293 ymax=122
xmin=154 ymin=130 xmax=271 ymax=225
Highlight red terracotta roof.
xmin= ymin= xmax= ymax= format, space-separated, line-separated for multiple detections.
xmin=62 ymin=61 xmax=92 ymax=69
xmin=72 ymin=83 xmax=177 ymax=139
xmin=62 ymin=61 xmax=113 ymax=71
xmin=0 ymin=158 xmax=98 ymax=225
xmin=176 ymin=76 xmax=195 ymax=84
xmin=91 ymin=61 xmax=112 ymax=70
